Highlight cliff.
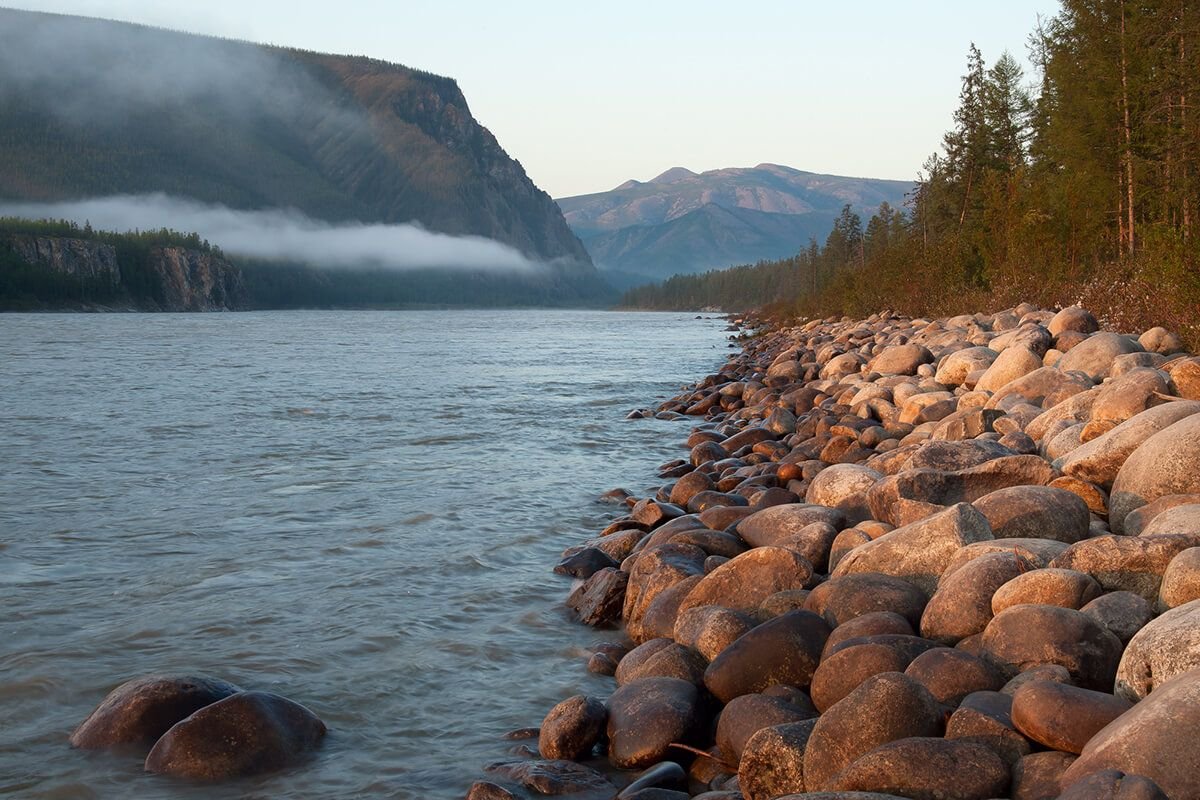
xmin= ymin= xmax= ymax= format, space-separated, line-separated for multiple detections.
xmin=0 ymin=9 xmax=596 ymax=281
xmin=0 ymin=231 xmax=246 ymax=311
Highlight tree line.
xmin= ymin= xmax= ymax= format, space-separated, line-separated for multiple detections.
xmin=622 ymin=0 xmax=1200 ymax=346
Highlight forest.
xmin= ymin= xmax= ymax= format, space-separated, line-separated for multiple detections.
xmin=622 ymin=0 xmax=1200 ymax=346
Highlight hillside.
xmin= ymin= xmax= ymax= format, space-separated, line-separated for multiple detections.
xmin=0 ymin=9 xmax=611 ymax=305
xmin=557 ymin=163 xmax=912 ymax=286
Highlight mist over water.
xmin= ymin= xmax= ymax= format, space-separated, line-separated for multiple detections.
xmin=0 ymin=194 xmax=542 ymax=272
xmin=0 ymin=310 xmax=728 ymax=799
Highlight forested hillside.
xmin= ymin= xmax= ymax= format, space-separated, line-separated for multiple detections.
xmin=623 ymin=1 xmax=1200 ymax=345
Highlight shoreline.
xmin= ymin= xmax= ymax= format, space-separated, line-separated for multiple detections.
xmin=473 ymin=303 xmax=1200 ymax=799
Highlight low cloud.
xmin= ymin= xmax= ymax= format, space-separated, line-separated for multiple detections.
xmin=0 ymin=194 xmax=541 ymax=272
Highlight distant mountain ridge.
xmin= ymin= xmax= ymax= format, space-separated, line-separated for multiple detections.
xmin=0 ymin=9 xmax=611 ymax=306
xmin=557 ymin=163 xmax=913 ymax=287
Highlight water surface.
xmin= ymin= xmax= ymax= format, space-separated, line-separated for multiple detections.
xmin=0 ymin=310 xmax=728 ymax=799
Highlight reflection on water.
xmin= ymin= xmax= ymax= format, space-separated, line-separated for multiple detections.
xmin=0 ymin=310 xmax=726 ymax=799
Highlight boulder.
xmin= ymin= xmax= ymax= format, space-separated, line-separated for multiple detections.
xmin=1159 ymin=545 xmax=1200 ymax=610
xmin=980 ymin=605 xmax=1123 ymax=690
xmin=905 ymin=648 xmax=1003 ymax=707
xmin=704 ymin=610 xmax=831 ymax=703
xmin=944 ymin=690 xmax=1030 ymax=765
xmin=935 ymin=347 xmax=999 ymax=386
xmin=867 ymin=458 xmax=1058 ymax=527
xmin=615 ymin=641 xmax=706 ymax=687
xmin=806 ymin=464 xmax=882 ymax=526
xmin=144 ymin=691 xmax=326 ymax=779
xmin=606 ymin=678 xmax=703 ymax=769
xmin=833 ymin=503 xmax=994 ymax=596
xmin=943 ymin=538 xmax=1069 ymax=577
xmin=539 ymin=695 xmax=607 ymax=760
xmin=1090 ymin=368 xmax=1173 ymax=425
xmin=716 ymin=693 xmax=816 ymax=764
xmin=1124 ymin=493 xmax=1200 ymax=535
xmin=738 ymin=720 xmax=817 ymax=800
xmin=1109 ymin=413 xmax=1200 ymax=532
xmin=673 ymin=606 xmax=755 ymax=661
xmin=1055 ymin=332 xmax=1143 ymax=381
xmin=1060 ymin=669 xmax=1200 ymax=799
xmin=1138 ymin=326 xmax=1186 ymax=355
xmin=623 ymin=544 xmax=707 ymax=643
xmin=1010 ymin=680 xmax=1131 ymax=754
xmin=70 ymin=674 xmax=241 ymax=749
xmin=805 ymin=573 xmax=929 ymax=628
xmin=567 ymin=568 xmax=629 ymax=627
xmin=870 ymin=344 xmax=934 ymax=376
xmin=1058 ymin=770 xmax=1169 ymax=800
xmin=1056 ymin=402 xmax=1200 ymax=489
xmin=1049 ymin=533 xmax=1200 ymax=601
xmin=1141 ymin=502 xmax=1200 ymax=537
xmin=976 ymin=346 xmax=1043 ymax=393
xmin=921 ymin=551 xmax=1031 ymax=644
xmin=827 ymin=737 xmax=1010 ymax=799
xmin=484 ymin=760 xmax=614 ymax=795
xmin=985 ymin=367 xmax=1093 ymax=411
xmin=972 ymin=485 xmax=1091 ymax=544
xmin=904 ymin=439 xmax=1015 ymax=471
xmin=738 ymin=504 xmax=847 ymax=548
xmin=678 ymin=547 xmax=812 ymax=615
xmin=992 ymin=568 xmax=1103 ymax=615
xmin=1048 ymin=306 xmax=1099 ymax=338
xmin=811 ymin=636 xmax=940 ymax=712
xmin=802 ymin=672 xmax=942 ymax=791
xmin=670 ymin=472 xmax=717 ymax=507
xmin=1080 ymin=591 xmax=1154 ymax=645
xmin=1011 ymin=752 xmax=1077 ymax=800
xmin=822 ymin=611 xmax=915 ymax=657
xmin=1115 ymin=598 xmax=1200 ymax=701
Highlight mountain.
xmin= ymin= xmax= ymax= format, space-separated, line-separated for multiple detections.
xmin=557 ymin=163 xmax=913 ymax=287
xmin=0 ymin=9 xmax=611 ymax=305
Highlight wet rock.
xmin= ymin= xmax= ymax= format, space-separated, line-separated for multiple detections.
xmin=623 ymin=544 xmax=707 ymax=643
xmin=811 ymin=636 xmax=939 ymax=712
xmin=738 ymin=720 xmax=817 ymax=800
xmin=70 ymin=674 xmax=241 ymax=749
xmin=1060 ymin=669 xmax=1200 ymax=799
xmin=1056 ymin=332 xmax=1143 ymax=381
xmin=1080 ymin=591 xmax=1153 ymax=644
xmin=921 ymin=551 xmax=1031 ymax=644
xmin=678 ymin=546 xmax=813 ymax=616
xmin=670 ymin=471 xmax=717 ymax=507
xmin=716 ymin=693 xmax=816 ymax=763
xmin=466 ymin=780 xmax=521 ymax=800
xmin=1058 ymin=770 xmax=1169 ymax=800
xmin=1010 ymin=680 xmax=1131 ymax=755
xmin=485 ymin=759 xmax=615 ymax=795
xmin=566 ymin=567 xmax=629 ymax=627
xmin=827 ymin=737 xmax=1010 ymax=799
xmin=802 ymin=672 xmax=942 ymax=791
xmin=615 ymin=641 xmax=707 ymax=687
xmin=1010 ymin=751 xmax=1077 ymax=800
xmin=670 ymin=529 xmax=747 ymax=560
xmin=539 ymin=695 xmax=607 ymax=761
xmin=618 ymin=761 xmax=688 ymax=798
xmin=673 ymin=606 xmax=755 ymax=661
xmin=980 ymin=605 xmax=1122 ymax=691
xmin=1049 ymin=533 xmax=1200 ymax=601
xmin=832 ymin=503 xmax=994 ymax=596
xmin=905 ymin=648 xmax=1002 ymax=707
xmin=144 ymin=691 xmax=326 ymax=780
xmin=1056 ymin=402 xmax=1200 ymax=489
xmin=1115 ymin=597 xmax=1200 ymax=701
xmin=555 ymin=548 xmax=620 ymax=578
xmin=738 ymin=504 xmax=847 ymax=548
xmin=704 ymin=610 xmax=831 ymax=703
xmin=606 ymin=677 xmax=703 ymax=770
xmin=805 ymin=573 xmax=928 ymax=628
xmin=991 ymin=568 xmax=1103 ymax=615
xmin=805 ymin=464 xmax=881 ymax=526
xmin=972 ymin=485 xmax=1090 ymax=543
xmin=1109 ymin=412 xmax=1200 ymax=532
xmin=632 ymin=499 xmax=688 ymax=528
xmin=944 ymin=690 xmax=1030 ymax=765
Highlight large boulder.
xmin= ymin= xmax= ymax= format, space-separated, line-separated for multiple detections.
xmin=870 ymin=343 xmax=934 ymax=376
xmin=1049 ymin=533 xmax=1200 ymax=602
xmin=972 ymin=485 xmax=1091 ymax=544
xmin=1159 ymin=545 xmax=1200 ymax=610
xmin=991 ymin=568 xmax=1103 ymax=615
xmin=985 ymin=367 xmax=1093 ymax=411
xmin=70 ymin=674 xmax=241 ymax=749
xmin=1060 ymin=669 xmax=1200 ymax=799
xmin=144 ymin=691 xmax=326 ymax=779
xmin=738 ymin=720 xmax=818 ymax=800
xmin=1048 ymin=306 xmax=1099 ymax=338
xmin=935 ymin=347 xmax=999 ymax=386
xmin=1115 ymin=598 xmax=1200 ymax=701
xmin=1056 ymin=402 xmax=1200 ymax=489
xmin=1080 ymin=591 xmax=1154 ymax=644
xmin=1109 ymin=413 xmax=1200 ymax=533
xmin=802 ymin=672 xmax=942 ymax=791
xmin=805 ymin=573 xmax=929 ymax=628
xmin=678 ymin=547 xmax=812 ymax=615
xmin=623 ymin=543 xmax=707 ymax=643
xmin=944 ymin=690 xmax=1029 ymax=765
xmin=806 ymin=464 xmax=882 ymax=526
xmin=832 ymin=503 xmax=993 ymax=596
xmin=1011 ymin=752 xmax=1078 ymax=800
xmin=738 ymin=504 xmax=847 ymax=548
xmin=539 ymin=695 xmax=607 ymax=760
xmin=868 ymin=458 xmax=1058 ymax=527
xmin=1055 ymin=332 xmax=1143 ymax=381
xmin=811 ymin=636 xmax=940 ymax=712
xmin=920 ymin=552 xmax=1030 ymax=644
xmin=827 ymin=737 xmax=1010 ymax=799
xmin=673 ymin=606 xmax=755 ymax=661
xmin=717 ymin=693 xmax=816 ymax=764
xmin=1010 ymin=680 xmax=1131 ymax=754
xmin=904 ymin=648 xmax=1003 ymax=707
xmin=980 ymin=605 xmax=1123 ymax=691
xmin=976 ymin=346 xmax=1043 ymax=393
xmin=606 ymin=677 xmax=703 ymax=769
xmin=704 ymin=610 xmax=831 ymax=703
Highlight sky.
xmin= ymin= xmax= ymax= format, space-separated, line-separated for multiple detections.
xmin=7 ymin=1 xmax=1061 ymax=198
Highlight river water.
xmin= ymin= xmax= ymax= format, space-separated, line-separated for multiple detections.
xmin=0 ymin=310 xmax=730 ymax=799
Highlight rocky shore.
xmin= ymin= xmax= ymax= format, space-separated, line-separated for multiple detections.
xmin=473 ymin=303 xmax=1200 ymax=800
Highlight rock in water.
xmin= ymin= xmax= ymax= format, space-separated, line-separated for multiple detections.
xmin=70 ymin=674 xmax=241 ymax=749
xmin=144 ymin=691 xmax=326 ymax=779
xmin=606 ymin=677 xmax=702 ymax=770
xmin=539 ymin=695 xmax=607 ymax=761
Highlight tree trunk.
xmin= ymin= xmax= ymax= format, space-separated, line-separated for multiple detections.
xmin=1120 ymin=7 xmax=1136 ymax=256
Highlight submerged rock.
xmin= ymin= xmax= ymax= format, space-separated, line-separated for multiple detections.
xmin=71 ymin=674 xmax=241 ymax=750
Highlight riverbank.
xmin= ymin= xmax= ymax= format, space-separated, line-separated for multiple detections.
xmin=473 ymin=303 xmax=1200 ymax=799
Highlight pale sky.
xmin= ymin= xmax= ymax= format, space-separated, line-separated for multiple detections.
xmin=6 ymin=1 xmax=1060 ymax=198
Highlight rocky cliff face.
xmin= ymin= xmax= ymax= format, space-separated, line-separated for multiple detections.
xmin=151 ymin=247 xmax=246 ymax=311
xmin=9 ymin=235 xmax=120 ymax=283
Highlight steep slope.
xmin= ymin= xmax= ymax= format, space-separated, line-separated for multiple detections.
xmin=0 ymin=9 xmax=597 ymax=293
xmin=557 ymin=163 xmax=912 ymax=285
